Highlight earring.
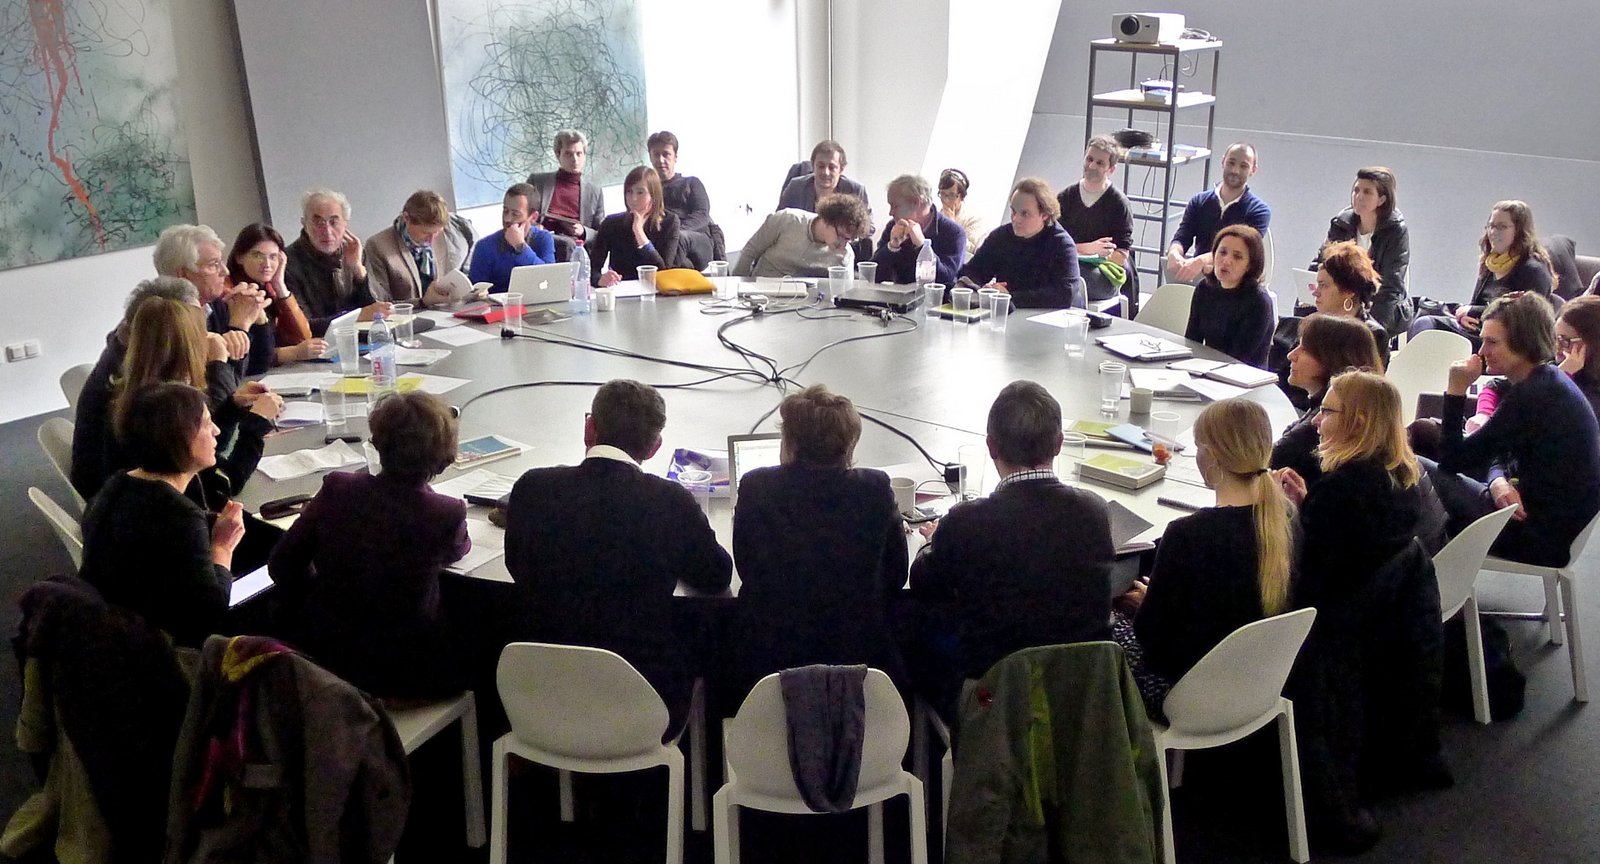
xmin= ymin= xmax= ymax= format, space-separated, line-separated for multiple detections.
xmin=1343 ymin=297 xmax=1355 ymax=313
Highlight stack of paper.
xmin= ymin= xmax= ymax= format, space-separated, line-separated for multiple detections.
xmin=446 ymin=518 xmax=506 ymax=574
xmin=256 ymin=440 xmax=365 ymax=481
xmin=395 ymin=347 xmax=452 ymax=366
xmin=1097 ymin=333 xmax=1192 ymax=361
xmin=275 ymin=401 xmax=325 ymax=428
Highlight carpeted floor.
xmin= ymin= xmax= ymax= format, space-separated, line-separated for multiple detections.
xmin=2 ymin=409 xmax=1596 ymax=863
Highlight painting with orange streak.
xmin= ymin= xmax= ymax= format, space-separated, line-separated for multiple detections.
xmin=1 ymin=0 xmax=195 ymax=270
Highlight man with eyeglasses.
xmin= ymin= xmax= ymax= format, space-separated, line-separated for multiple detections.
xmin=284 ymin=188 xmax=390 ymax=336
xmin=153 ymin=223 xmax=274 ymax=376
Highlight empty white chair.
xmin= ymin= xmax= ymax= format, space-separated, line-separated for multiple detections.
xmin=1434 ymin=504 xmax=1519 ymax=723
xmin=1480 ymin=509 xmax=1600 ymax=704
xmin=1136 ymin=283 xmax=1197 ymax=335
xmin=1385 ymin=329 xmax=1473 ymax=425
xmin=1260 ymin=227 xmax=1276 ymax=290
xmin=715 ymin=669 xmax=926 ymax=864
xmin=386 ymin=691 xmax=487 ymax=858
xmin=60 ymin=363 xmax=93 ymax=412
xmin=491 ymin=643 xmax=688 ymax=864
xmin=28 ymin=487 xmax=83 ymax=569
xmin=1152 ymin=608 xmax=1317 ymax=864
xmin=37 ymin=418 xmax=86 ymax=514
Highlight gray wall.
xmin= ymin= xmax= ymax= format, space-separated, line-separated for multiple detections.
xmin=1018 ymin=1 xmax=1600 ymax=306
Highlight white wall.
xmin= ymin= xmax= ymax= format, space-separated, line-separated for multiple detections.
xmin=1018 ymin=0 xmax=1600 ymax=304
xmin=0 ymin=0 xmax=260 ymax=425
xmin=833 ymin=0 xmax=1060 ymax=229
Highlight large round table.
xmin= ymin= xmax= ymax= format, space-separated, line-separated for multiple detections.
xmin=242 ymin=288 xmax=1299 ymax=595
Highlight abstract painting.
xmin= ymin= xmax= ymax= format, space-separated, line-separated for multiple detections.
xmin=439 ymin=0 xmax=648 ymax=207
xmin=0 ymin=0 xmax=196 ymax=271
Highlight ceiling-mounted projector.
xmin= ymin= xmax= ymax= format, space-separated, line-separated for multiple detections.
xmin=1113 ymin=13 xmax=1184 ymax=44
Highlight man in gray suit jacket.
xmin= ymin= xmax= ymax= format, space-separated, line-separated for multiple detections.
xmin=527 ymin=128 xmax=605 ymax=258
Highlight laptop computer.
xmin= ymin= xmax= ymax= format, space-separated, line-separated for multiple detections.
xmin=726 ymin=432 xmax=783 ymax=505
xmin=317 ymin=306 xmax=363 ymax=359
xmin=834 ymin=281 xmax=925 ymax=314
xmin=1289 ymin=267 xmax=1318 ymax=307
xmin=507 ymin=261 xmax=574 ymax=305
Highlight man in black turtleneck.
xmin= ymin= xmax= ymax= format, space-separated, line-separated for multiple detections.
xmin=283 ymin=187 xmax=389 ymax=336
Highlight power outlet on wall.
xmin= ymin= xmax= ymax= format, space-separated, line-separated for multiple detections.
xmin=5 ymin=340 xmax=40 ymax=362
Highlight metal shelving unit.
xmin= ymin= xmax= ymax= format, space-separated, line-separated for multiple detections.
xmin=1084 ymin=37 xmax=1222 ymax=292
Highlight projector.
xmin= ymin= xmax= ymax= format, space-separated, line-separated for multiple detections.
xmin=1112 ymin=13 xmax=1185 ymax=44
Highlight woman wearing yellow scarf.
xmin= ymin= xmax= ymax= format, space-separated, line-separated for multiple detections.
xmin=1408 ymin=200 xmax=1554 ymax=346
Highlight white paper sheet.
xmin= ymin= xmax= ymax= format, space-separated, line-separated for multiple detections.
xmin=399 ymin=373 xmax=472 ymax=395
xmin=1027 ymin=308 xmax=1091 ymax=329
xmin=394 ymin=347 xmax=452 ymax=366
xmin=1181 ymin=378 xmax=1250 ymax=402
xmin=431 ymin=468 xmax=517 ymax=501
xmin=259 ymin=371 xmax=341 ymax=392
xmin=256 ymin=440 xmax=364 ymax=481
xmin=447 ymin=518 xmax=505 ymax=574
xmin=423 ymin=326 xmax=500 ymax=347
xmin=416 ymin=309 xmax=466 ymax=328
xmin=276 ymin=401 xmax=325 ymax=427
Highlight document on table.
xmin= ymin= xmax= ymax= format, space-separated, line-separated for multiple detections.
xmin=416 ymin=309 xmax=466 ymax=328
xmin=256 ymin=439 xmax=365 ymax=481
xmin=1027 ymin=308 xmax=1091 ymax=329
xmin=431 ymin=468 xmax=517 ymax=501
xmin=275 ymin=401 xmax=325 ymax=427
xmin=447 ymin=518 xmax=505 ymax=574
xmin=424 ymin=326 xmax=500 ymax=347
xmin=325 ymin=373 xmax=469 ymax=395
xmin=395 ymin=347 xmax=452 ymax=366
xmin=259 ymin=371 xmax=340 ymax=392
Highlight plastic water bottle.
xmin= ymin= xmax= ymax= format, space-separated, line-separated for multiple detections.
xmin=915 ymin=242 xmax=937 ymax=286
xmin=571 ymin=246 xmax=591 ymax=315
xmin=369 ymin=312 xmax=396 ymax=397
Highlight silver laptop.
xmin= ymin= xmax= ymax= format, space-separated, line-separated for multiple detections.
xmin=318 ymin=306 xmax=362 ymax=359
xmin=727 ymin=433 xmax=783 ymax=504
xmin=1289 ymin=267 xmax=1318 ymax=307
xmin=507 ymin=261 xmax=575 ymax=305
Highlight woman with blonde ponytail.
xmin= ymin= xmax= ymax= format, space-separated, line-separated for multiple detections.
xmin=1113 ymin=398 xmax=1295 ymax=716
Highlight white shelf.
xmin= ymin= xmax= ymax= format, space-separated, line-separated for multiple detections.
xmin=1090 ymin=89 xmax=1215 ymax=111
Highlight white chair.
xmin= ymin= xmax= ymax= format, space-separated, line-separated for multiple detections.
xmin=1434 ymin=504 xmax=1520 ymax=723
xmin=1385 ymin=329 xmax=1473 ymax=425
xmin=28 ymin=487 xmax=83 ymax=569
xmin=491 ymin=643 xmax=689 ymax=864
xmin=1152 ymin=608 xmax=1317 ymax=864
xmin=1479 ymin=509 xmax=1600 ymax=704
xmin=60 ymin=363 xmax=93 ymax=412
xmin=1135 ymin=283 xmax=1197 ymax=335
xmin=1260 ymin=227 xmax=1276 ymax=290
xmin=37 ymin=418 xmax=86 ymax=514
xmin=386 ymin=691 xmax=487 ymax=858
xmin=715 ymin=669 xmax=927 ymax=864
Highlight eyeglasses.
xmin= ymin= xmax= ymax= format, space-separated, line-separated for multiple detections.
xmin=1314 ymin=404 xmax=1343 ymax=417
xmin=1559 ymin=335 xmax=1584 ymax=350
xmin=196 ymin=258 xmax=225 ymax=274
xmin=244 ymin=251 xmax=283 ymax=265
xmin=1483 ymin=223 xmax=1513 ymax=233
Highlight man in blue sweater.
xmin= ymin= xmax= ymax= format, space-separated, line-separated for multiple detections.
xmin=1166 ymin=142 xmax=1272 ymax=282
xmin=468 ymin=182 xmax=556 ymax=294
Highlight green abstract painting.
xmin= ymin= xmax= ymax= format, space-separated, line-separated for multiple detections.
xmin=0 ymin=0 xmax=196 ymax=271
xmin=439 ymin=0 xmax=649 ymax=207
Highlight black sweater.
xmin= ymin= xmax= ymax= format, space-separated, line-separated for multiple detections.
xmin=1185 ymin=275 xmax=1275 ymax=368
xmin=1134 ymin=506 xmax=1277 ymax=684
xmin=911 ymin=477 xmax=1114 ymax=679
xmin=1296 ymin=459 xmax=1430 ymax=611
xmin=589 ymin=211 xmax=683 ymax=284
xmin=1057 ymin=183 xmax=1133 ymax=254
xmin=732 ymin=464 xmax=908 ymax=687
xmin=79 ymin=472 xmax=232 ymax=647
xmin=1440 ymin=363 xmax=1600 ymax=565
xmin=1466 ymin=256 xmax=1553 ymax=316
xmin=957 ymin=222 xmax=1080 ymax=308
xmin=661 ymin=174 xmax=712 ymax=233
xmin=283 ymin=233 xmax=379 ymax=337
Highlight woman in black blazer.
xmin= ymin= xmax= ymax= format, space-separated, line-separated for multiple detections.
xmin=1314 ymin=167 xmax=1411 ymax=336
xmin=593 ymin=165 xmax=683 ymax=286
xmin=730 ymin=385 xmax=908 ymax=705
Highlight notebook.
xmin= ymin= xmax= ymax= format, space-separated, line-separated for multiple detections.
xmin=727 ymin=433 xmax=783 ymax=504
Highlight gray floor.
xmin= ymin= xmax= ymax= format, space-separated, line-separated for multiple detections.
xmin=2 ymin=408 xmax=1597 ymax=863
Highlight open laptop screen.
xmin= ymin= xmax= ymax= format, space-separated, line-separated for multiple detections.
xmin=727 ymin=433 xmax=783 ymax=503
